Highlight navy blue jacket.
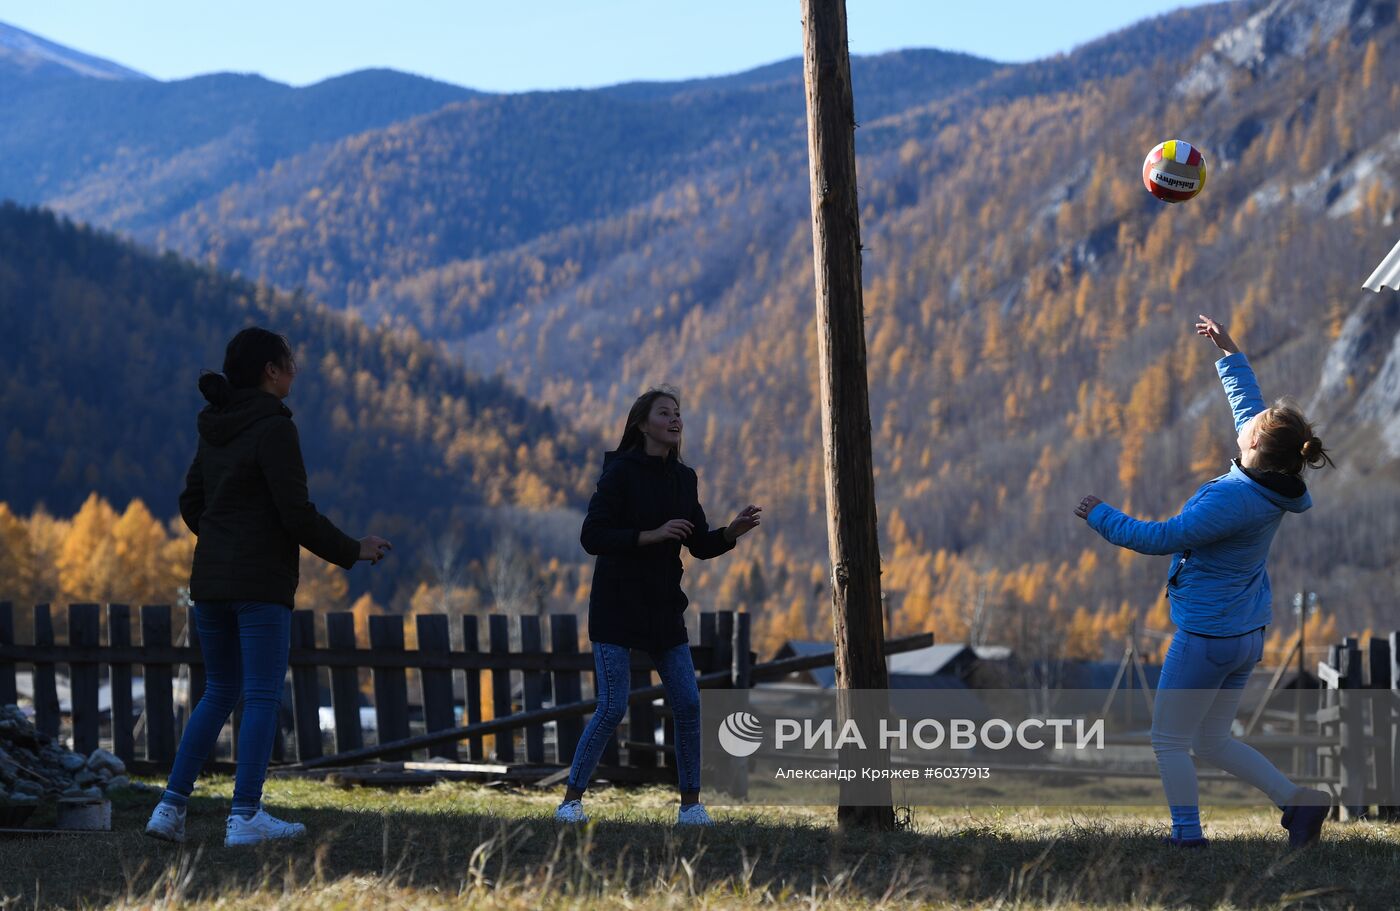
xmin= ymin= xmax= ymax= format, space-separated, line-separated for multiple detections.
xmin=580 ymin=449 xmax=734 ymax=650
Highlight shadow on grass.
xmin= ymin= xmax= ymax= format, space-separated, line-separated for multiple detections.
xmin=0 ymin=786 xmax=1391 ymax=910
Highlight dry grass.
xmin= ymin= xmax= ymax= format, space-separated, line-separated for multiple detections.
xmin=1 ymin=777 xmax=1398 ymax=910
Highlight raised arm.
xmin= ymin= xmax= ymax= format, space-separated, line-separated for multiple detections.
xmin=1198 ymin=314 xmax=1265 ymax=431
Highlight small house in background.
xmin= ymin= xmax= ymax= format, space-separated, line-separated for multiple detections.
xmin=767 ymin=641 xmax=1014 ymax=689
xmin=761 ymin=640 xmax=1007 ymax=728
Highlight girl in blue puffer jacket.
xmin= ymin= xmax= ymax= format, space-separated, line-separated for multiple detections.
xmin=1076 ymin=315 xmax=1334 ymax=850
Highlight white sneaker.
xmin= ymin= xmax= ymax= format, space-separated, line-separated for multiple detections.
xmin=555 ymin=798 xmax=588 ymax=824
xmin=224 ymin=809 xmax=307 ymax=847
xmin=144 ymin=802 xmax=186 ymax=843
xmin=676 ymin=803 xmax=714 ymax=826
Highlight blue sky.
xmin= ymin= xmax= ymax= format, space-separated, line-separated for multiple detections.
xmin=4 ymin=1 xmax=1219 ymax=91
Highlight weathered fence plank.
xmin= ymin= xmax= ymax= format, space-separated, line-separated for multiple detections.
xmin=462 ymin=615 xmax=483 ymax=761
xmin=415 ymin=613 xmax=457 ymax=761
xmin=1341 ymin=640 xmax=1366 ymax=820
xmin=519 ymin=615 xmax=546 ymax=763
xmin=108 ymin=604 xmax=134 ymax=763
xmin=734 ymin=612 xmax=753 ymax=689
xmin=289 ymin=610 xmax=322 ymax=762
xmin=325 ymin=612 xmax=363 ymax=753
xmin=1370 ymin=636 xmax=1395 ymax=815
xmin=1390 ymin=632 xmax=1400 ymax=819
xmin=550 ymin=614 xmax=582 ymax=764
xmin=32 ymin=604 xmax=60 ymax=739
xmin=141 ymin=605 xmax=176 ymax=763
xmin=489 ymin=614 xmax=514 ymax=762
xmin=370 ymin=615 xmax=410 ymax=759
xmin=67 ymin=603 xmax=101 ymax=755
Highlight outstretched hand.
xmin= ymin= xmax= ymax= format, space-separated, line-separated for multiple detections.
xmin=359 ymin=535 xmax=393 ymax=565
xmin=724 ymin=505 xmax=762 ymax=543
xmin=1074 ymin=495 xmax=1102 ymax=521
xmin=1196 ymin=314 xmax=1239 ymax=355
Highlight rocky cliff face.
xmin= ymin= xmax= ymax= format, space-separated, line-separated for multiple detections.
xmin=1178 ymin=0 xmax=1392 ymax=97
xmin=1344 ymin=299 xmax=1400 ymax=456
xmin=1180 ymin=0 xmax=1400 ymax=457
xmin=1311 ymin=291 xmax=1400 ymax=456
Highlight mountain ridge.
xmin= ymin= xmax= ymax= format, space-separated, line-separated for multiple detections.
xmin=0 ymin=21 xmax=148 ymax=82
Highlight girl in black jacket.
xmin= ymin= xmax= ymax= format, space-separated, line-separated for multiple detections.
xmin=145 ymin=327 xmax=392 ymax=847
xmin=557 ymin=387 xmax=760 ymax=826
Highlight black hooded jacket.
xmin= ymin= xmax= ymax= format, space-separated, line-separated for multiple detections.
xmin=179 ymin=383 xmax=359 ymax=608
xmin=580 ymin=449 xmax=735 ymax=651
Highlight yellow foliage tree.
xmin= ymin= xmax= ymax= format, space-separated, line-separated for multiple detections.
xmin=25 ymin=508 xmax=68 ymax=604
xmin=0 ymin=504 xmax=36 ymax=605
xmin=57 ymin=493 xmax=120 ymax=603
xmin=1362 ymin=39 xmax=1380 ymax=91
xmin=113 ymin=499 xmax=174 ymax=605
xmin=1064 ymin=606 xmax=1101 ymax=659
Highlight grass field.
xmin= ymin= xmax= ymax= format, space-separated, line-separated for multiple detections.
xmin=2 ymin=778 xmax=1398 ymax=910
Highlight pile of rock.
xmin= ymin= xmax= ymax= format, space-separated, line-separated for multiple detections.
xmin=0 ymin=704 xmax=133 ymax=807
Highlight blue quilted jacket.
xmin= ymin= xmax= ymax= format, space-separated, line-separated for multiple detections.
xmin=1087 ymin=353 xmax=1311 ymax=637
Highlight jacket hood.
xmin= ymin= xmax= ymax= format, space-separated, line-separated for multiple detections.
xmin=197 ymin=385 xmax=290 ymax=447
xmin=1230 ymin=460 xmax=1310 ymax=513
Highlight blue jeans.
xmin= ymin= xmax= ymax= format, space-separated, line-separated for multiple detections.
xmin=165 ymin=600 xmax=291 ymax=813
xmin=567 ymin=642 xmax=702 ymax=795
xmin=1152 ymin=627 xmax=1299 ymax=832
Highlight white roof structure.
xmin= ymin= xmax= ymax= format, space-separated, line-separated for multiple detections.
xmin=887 ymin=643 xmax=977 ymax=676
xmin=1364 ymin=237 xmax=1400 ymax=291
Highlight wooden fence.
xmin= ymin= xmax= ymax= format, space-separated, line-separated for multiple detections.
xmin=0 ymin=602 xmax=724 ymax=773
xmin=1313 ymin=633 xmax=1400 ymax=821
xmin=13 ymin=598 xmax=1394 ymax=821
xmin=0 ymin=601 xmax=934 ymax=782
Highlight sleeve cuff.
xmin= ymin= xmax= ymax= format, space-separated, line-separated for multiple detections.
xmin=338 ymin=535 xmax=360 ymax=569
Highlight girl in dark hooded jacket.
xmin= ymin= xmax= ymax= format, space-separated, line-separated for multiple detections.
xmin=556 ymin=387 xmax=761 ymax=826
xmin=145 ymin=327 xmax=392 ymax=847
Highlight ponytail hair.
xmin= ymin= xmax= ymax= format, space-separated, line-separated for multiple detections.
xmin=617 ymin=386 xmax=682 ymax=458
xmin=200 ymin=327 xmax=295 ymax=405
xmin=1253 ymin=399 xmax=1334 ymax=475
xmin=1299 ymin=435 xmax=1330 ymax=469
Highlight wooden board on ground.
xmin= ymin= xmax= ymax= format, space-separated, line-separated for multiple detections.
xmin=277 ymin=761 xmax=564 ymax=787
xmin=326 ymin=769 xmax=438 ymax=789
xmin=276 ymin=759 xmax=673 ymax=788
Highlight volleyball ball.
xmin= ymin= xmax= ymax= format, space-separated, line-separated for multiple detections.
xmin=1142 ymin=140 xmax=1207 ymax=203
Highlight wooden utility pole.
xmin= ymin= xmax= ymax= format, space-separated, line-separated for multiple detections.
xmin=800 ymin=0 xmax=893 ymax=830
